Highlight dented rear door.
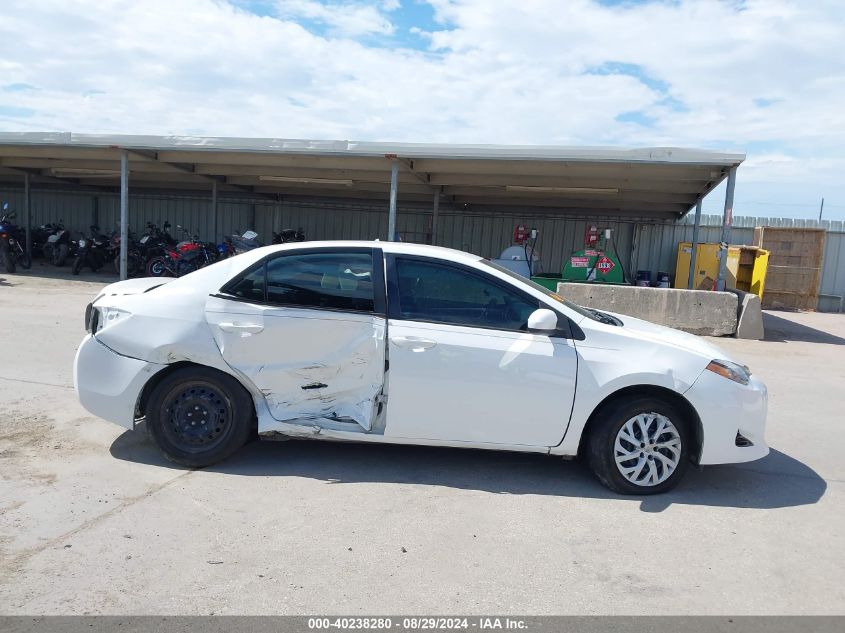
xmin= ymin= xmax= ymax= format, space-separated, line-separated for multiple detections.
xmin=205 ymin=247 xmax=386 ymax=431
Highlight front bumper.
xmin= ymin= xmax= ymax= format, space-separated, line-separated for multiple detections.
xmin=685 ymin=369 xmax=769 ymax=464
xmin=73 ymin=334 xmax=166 ymax=429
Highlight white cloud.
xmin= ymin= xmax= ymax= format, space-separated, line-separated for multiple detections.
xmin=273 ymin=0 xmax=396 ymax=36
xmin=0 ymin=0 xmax=843 ymax=217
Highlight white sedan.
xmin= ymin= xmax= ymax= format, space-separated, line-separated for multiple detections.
xmin=74 ymin=241 xmax=768 ymax=494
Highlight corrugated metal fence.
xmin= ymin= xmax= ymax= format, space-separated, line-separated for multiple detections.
xmin=1 ymin=186 xmax=843 ymax=312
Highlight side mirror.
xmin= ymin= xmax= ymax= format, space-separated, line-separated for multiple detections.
xmin=527 ymin=308 xmax=558 ymax=333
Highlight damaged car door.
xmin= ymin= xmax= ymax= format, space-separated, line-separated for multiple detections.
xmin=206 ymin=247 xmax=386 ymax=431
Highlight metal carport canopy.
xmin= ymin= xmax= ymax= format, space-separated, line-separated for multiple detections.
xmin=0 ymin=132 xmax=743 ymax=219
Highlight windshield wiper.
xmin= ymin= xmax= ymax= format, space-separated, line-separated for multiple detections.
xmin=586 ymin=308 xmax=619 ymax=326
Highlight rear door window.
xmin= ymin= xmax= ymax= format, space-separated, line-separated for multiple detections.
xmin=221 ymin=251 xmax=376 ymax=313
xmin=265 ymin=252 xmax=374 ymax=312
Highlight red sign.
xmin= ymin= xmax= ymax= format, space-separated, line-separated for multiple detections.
xmin=596 ymin=256 xmax=615 ymax=274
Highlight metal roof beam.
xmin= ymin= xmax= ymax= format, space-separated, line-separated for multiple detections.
xmin=123 ymin=148 xmax=278 ymax=201
xmin=0 ymin=165 xmax=115 ymax=192
xmin=393 ymin=157 xmax=436 ymax=191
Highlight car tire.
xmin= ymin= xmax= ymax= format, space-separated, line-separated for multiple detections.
xmin=585 ymin=396 xmax=690 ymax=495
xmin=145 ymin=366 xmax=254 ymax=468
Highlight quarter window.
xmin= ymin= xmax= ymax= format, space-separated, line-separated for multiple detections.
xmin=394 ymin=258 xmax=538 ymax=331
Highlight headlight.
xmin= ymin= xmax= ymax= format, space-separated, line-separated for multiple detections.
xmin=95 ymin=306 xmax=130 ymax=332
xmin=79 ymin=239 xmax=87 ymax=248
xmin=706 ymin=359 xmax=751 ymax=385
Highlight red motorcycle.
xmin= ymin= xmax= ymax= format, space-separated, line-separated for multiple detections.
xmin=146 ymin=225 xmax=217 ymax=277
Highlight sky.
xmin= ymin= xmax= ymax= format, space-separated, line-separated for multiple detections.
xmin=0 ymin=0 xmax=843 ymax=220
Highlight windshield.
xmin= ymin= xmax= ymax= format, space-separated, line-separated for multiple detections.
xmin=480 ymin=259 xmax=597 ymax=320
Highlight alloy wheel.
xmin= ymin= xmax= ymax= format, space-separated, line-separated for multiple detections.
xmin=613 ymin=412 xmax=682 ymax=487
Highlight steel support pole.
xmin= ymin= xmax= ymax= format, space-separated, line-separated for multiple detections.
xmin=211 ymin=180 xmax=218 ymax=241
xmin=687 ymin=198 xmax=703 ymax=289
xmin=387 ymin=162 xmax=399 ymax=241
xmin=24 ymin=172 xmax=31 ymax=258
xmin=431 ymin=189 xmax=440 ymax=245
xmin=119 ymin=151 xmax=129 ymax=280
xmin=716 ymin=166 xmax=737 ymax=291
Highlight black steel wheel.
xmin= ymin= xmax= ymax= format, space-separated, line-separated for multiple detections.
xmin=145 ymin=366 xmax=254 ymax=467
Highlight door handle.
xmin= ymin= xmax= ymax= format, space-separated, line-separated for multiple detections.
xmin=391 ymin=336 xmax=437 ymax=351
xmin=218 ymin=322 xmax=264 ymax=335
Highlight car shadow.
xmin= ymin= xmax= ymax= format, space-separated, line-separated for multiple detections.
xmin=762 ymin=311 xmax=845 ymax=345
xmin=110 ymin=425 xmax=826 ymax=512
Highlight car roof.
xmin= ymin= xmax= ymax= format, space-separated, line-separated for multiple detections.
xmin=260 ymin=240 xmax=484 ymax=263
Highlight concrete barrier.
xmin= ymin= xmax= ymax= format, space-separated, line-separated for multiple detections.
xmin=729 ymin=289 xmax=765 ymax=340
xmin=556 ymin=282 xmax=738 ymax=336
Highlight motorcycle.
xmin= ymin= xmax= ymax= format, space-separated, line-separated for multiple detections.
xmin=229 ymin=230 xmax=263 ymax=254
xmin=71 ymin=226 xmax=110 ymax=275
xmin=146 ymin=225 xmax=216 ymax=277
xmin=107 ymin=230 xmax=142 ymax=278
xmin=0 ymin=203 xmax=32 ymax=273
xmin=32 ymin=222 xmax=61 ymax=260
xmin=216 ymin=236 xmax=236 ymax=260
xmin=46 ymin=223 xmax=76 ymax=266
xmin=272 ymin=227 xmax=306 ymax=244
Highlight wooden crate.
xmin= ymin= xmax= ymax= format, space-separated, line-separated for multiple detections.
xmin=753 ymin=227 xmax=826 ymax=310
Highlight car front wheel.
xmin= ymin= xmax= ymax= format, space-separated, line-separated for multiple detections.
xmin=586 ymin=396 xmax=690 ymax=495
xmin=145 ymin=366 xmax=254 ymax=467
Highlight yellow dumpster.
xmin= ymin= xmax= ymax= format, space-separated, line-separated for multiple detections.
xmin=675 ymin=242 xmax=769 ymax=297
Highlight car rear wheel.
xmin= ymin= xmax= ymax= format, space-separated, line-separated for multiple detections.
xmin=585 ymin=396 xmax=690 ymax=495
xmin=145 ymin=366 xmax=254 ymax=467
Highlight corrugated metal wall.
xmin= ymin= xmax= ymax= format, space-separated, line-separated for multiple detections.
xmin=818 ymin=231 xmax=845 ymax=312
xmin=1 ymin=185 xmax=843 ymax=311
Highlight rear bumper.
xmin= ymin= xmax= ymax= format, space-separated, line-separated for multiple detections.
xmin=73 ymin=335 xmax=166 ymax=429
xmin=685 ymin=370 xmax=769 ymax=465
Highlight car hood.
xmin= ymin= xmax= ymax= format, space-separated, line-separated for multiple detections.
xmin=602 ymin=310 xmax=736 ymax=363
xmin=95 ymin=277 xmax=174 ymax=299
